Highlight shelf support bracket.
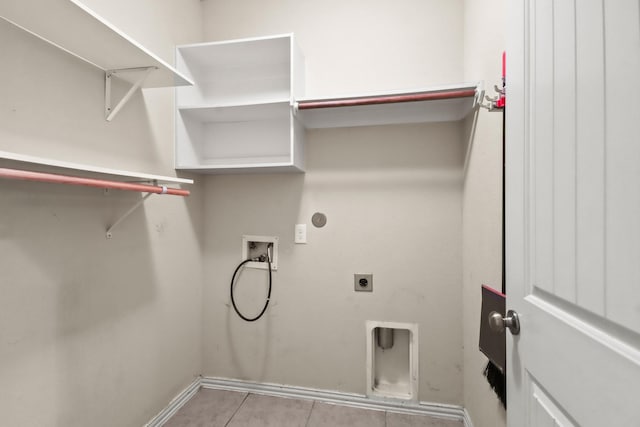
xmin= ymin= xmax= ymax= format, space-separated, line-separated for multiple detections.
xmin=105 ymin=66 xmax=156 ymax=122
xmin=106 ymin=191 xmax=154 ymax=239
xmin=473 ymin=82 xmax=485 ymax=109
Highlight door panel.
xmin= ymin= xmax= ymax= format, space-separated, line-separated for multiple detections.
xmin=574 ymin=0 xmax=606 ymax=315
xmin=550 ymin=0 xmax=576 ymax=304
xmin=531 ymin=0 xmax=554 ymax=297
xmin=507 ymin=0 xmax=640 ymax=425
xmin=530 ymin=380 xmax=576 ymax=427
xmin=521 ymin=293 xmax=640 ymax=425
xmin=603 ymin=0 xmax=640 ymax=331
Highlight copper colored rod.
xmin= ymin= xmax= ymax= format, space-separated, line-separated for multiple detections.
xmin=0 ymin=167 xmax=190 ymax=196
xmin=297 ymin=89 xmax=477 ymax=110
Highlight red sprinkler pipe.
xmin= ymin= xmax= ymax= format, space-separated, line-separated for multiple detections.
xmin=297 ymin=89 xmax=477 ymax=110
xmin=0 ymin=167 xmax=190 ymax=196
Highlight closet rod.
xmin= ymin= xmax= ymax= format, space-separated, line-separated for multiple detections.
xmin=0 ymin=168 xmax=190 ymax=196
xmin=297 ymin=89 xmax=477 ymax=110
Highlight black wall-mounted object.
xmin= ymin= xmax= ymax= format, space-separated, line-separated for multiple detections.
xmin=479 ymin=284 xmax=506 ymax=372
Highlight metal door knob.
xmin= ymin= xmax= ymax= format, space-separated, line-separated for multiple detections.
xmin=489 ymin=310 xmax=520 ymax=335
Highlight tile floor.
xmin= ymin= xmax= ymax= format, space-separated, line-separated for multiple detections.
xmin=163 ymin=389 xmax=463 ymax=427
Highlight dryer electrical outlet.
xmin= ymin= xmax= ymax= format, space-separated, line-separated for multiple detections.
xmin=354 ymin=274 xmax=373 ymax=292
xmin=242 ymin=235 xmax=278 ymax=270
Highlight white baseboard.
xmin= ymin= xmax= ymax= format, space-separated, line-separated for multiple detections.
xmin=145 ymin=376 xmax=475 ymax=427
xmin=462 ymin=408 xmax=475 ymax=427
xmin=144 ymin=377 xmax=201 ymax=427
xmin=201 ymin=377 xmax=467 ymax=424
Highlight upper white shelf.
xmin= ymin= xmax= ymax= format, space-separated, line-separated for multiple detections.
xmin=176 ymin=34 xmax=300 ymax=107
xmin=0 ymin=150 xmax=193 ymax=185
xmin=295 ymin=82 xmax=481 ymax=129
xmin=0 ymin=0 xmax=193 ymax=88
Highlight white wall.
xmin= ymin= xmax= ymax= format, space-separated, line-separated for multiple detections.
xmin=0 ymin=1 xmax=509 ymax=423
xmin=203 ymin=124 xmax=464 ymax=404
xmin=0 ymin=2 xmax=204 ymax=426
xmin=200 ymin=0 xmax=466 ymax=405
xmin=462 ymin=0 xmax=507 ymax=426
xmin=202 ymin=0 xmax=465 ymax=97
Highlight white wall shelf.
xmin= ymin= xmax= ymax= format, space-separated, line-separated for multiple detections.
xmin=0 ymin=150 xmax=194 ymax=239
xmin=0 ymin=0 xmax=193 ymax=88
xmin=0 ymin=150 xmax=193 ymax=185
xmin=174 ymin=32 xmax=480 ymax=174
xmin=175 ymin=34 xmax=305 ymax=173
xmin=295 ymin=83 xmax=481 ymax=129
xmin=1 ymin=0 xmax=194 ymax=121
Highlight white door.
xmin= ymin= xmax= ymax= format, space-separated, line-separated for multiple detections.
xmin=506 ymin=0 xmax=640 ymax=426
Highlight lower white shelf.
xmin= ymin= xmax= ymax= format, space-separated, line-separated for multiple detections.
xmin=0 ymin=150 xmax=193 ymax=184
xmin=176 ymin=162 xmax=304 ymax=174
xmin=175 ymin=101 xmax=304 ymax=173
xmin=0 ymin=150 xmax=193 ymax=239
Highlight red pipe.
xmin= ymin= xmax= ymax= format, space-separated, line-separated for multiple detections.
xmin=297 ymin=89 xmax=477 ymax=110
xmin=0 ymin=167 xmax=190 ymax=196
xmin=496 ymin=51 xmax=506 ymax=109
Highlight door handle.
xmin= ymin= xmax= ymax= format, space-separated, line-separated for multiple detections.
xmin=489 ymin=310 xmax=520 ymax=335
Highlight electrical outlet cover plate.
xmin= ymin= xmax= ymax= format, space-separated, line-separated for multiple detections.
xmin=354 ymin=274 xmax=373 ymax=292
xmin=242 ymin=235 xmax=278 ymax=270
xmin=294 ymin=224 xmax=307 ymax=244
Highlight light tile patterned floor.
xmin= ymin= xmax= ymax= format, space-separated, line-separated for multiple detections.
xmin=163 ymin=389 xmax=463 ymax=427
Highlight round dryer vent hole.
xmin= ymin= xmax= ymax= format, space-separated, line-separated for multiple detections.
xmin=311 ymin=212 xmax=327 ymax=228
xmin=312 ymin=212 xmax=327 ymax=228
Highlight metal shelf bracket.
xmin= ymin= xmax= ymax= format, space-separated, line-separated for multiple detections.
xmin=105 ymin=179 xmax=176 ymax=238
xmin=106 ymin=192 xmax=153 ymax=239
xmin=473 ymin=83 xmax=485 ymax=110
xmin=105 ymin=181 xmax=169 ymax=239
xmin=105 ymin=66 xmax=156 ymax=121
xmin=479 ymin=52 xmax=506 ymax=112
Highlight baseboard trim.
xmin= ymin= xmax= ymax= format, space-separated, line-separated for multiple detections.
xmin=144 ymin=377 xmax=201 ymax=427
xmin=201 ymin=377 xmax=466 ymax=423
xmin=462 ymin=408 xmax=475 ymax=427
xmin=145 ymin=376 xmax=476 ymax=427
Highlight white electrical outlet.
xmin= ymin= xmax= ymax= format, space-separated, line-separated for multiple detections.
xmin=294 ymin=224 xmax=307 ymax=244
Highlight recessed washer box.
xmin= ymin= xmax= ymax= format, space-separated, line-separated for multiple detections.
xmin=242 ymin=235 xmax=278 ymax=270
xmin=366 ymin=321 xmax=419 ymax=402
